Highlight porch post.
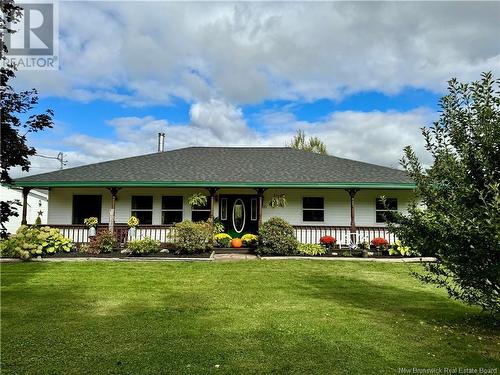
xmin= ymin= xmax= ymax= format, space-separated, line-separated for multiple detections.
xmin=107 ymin=187 xmax=120 ymax=232
xmin=207 ymin=188 xmax=218 ymax=220
xmin=345 ymin=188 xmax=360 ymax=243
xmin=21 ymin=187 xmax=31 ymax=225
xmin=255 ymin=188 xmax=266 ymax=229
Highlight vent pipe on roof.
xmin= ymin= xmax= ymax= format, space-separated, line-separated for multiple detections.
xmin=157 ymin=132 xmax=165 ymax=152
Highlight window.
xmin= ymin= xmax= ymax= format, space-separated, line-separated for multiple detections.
xmin=131 ymin=196 xmax=153 ymax=225
xmin=191 ymin=197 xmax=211 ymax=222
xmin=375 ymin=198 xmax=398 ymax=223
xmin=303 ymin=197 xmax=324 ymax=222
xmin=161 ymin=196 xmax=183 ymax=224
xmin=251 ymin=198 xmax=257 ymax=221
xmin=220 ymin=198 xmax=228 ymax=220
xmin=72 ymin=195 xmax=102 ymax=224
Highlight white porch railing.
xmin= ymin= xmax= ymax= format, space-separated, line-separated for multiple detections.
xmin=51 ymin=225 xmax=176 ymax=245
xmin=52 ymin=224 xmax=396 ymax=246
xmin=292 ymin=226 xmax=397 ymax=245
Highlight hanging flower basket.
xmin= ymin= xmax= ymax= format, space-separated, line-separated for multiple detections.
xmin=187 ymin=193 xmax=208 ymax=208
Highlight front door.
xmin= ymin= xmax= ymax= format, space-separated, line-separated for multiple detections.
xmin=218 ymin=195 xmax=258 ymax=236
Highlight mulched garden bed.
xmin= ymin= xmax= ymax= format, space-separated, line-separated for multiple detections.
xmin=48 ymin=251 xmax=212 ymax=259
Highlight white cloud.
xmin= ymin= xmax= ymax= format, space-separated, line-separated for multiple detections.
xmin=190 ymin=99 xmax=251 ymax=139
xmin=12 ymin=1 xmax=500 ymax=105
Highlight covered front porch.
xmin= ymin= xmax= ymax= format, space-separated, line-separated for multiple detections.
xmin=16 ymin=183 xmax=408 ymax=246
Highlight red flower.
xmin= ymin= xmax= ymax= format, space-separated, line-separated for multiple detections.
xmin=371 ymin=237 xmax=388 ymax=246
xmin=320 ymin=235 xmax=336 ymax=244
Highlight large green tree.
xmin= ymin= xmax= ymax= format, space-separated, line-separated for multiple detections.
xmin=390 ymin=72 xmax=500 ymax=316
xmin=288 ymin=129 xmax=328 ymax=155
xmin=1 ymin=0 xmax=54 ymax=237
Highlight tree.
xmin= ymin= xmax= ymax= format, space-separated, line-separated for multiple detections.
xmin=0 ymin=0 xmax=54 ymax=237
xmin=389 ymin=72 xmax=500 ymax=316
xmin=288 ymin=130 xmax=328 ymax=155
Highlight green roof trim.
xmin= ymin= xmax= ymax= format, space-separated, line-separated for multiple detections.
xmin=11 ymin=180 xmax=416 ymax=189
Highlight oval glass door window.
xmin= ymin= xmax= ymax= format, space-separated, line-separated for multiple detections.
xmin=232 ymin=199 xmax=246 ymax=233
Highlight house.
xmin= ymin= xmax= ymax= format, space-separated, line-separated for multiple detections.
xmin=11 ymin=147 xmax=415 ymax=245
xmin=0 ymin=186 xmax=48 ymax=235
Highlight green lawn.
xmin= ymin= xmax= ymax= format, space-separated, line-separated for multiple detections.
xmin=1 ymin=261 xmax=498 ymax=374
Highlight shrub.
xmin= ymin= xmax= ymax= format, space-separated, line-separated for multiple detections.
xmin=127 ymin=237 xmax=160 ymax=255
xmin=241 ymin=233 xmax=258 ymax=247
xmin=0 ymin=226 xmax=72 ymax=260
xmin=389 ymin=240 xmax=417 ymax=257
xmin=358 ymin=242 xmax=370 ymax=250
xmin=297 ymin=243 xmax=326 ymax=256
xmin=173 ymin=220 xmax=212 ymax=254
xmin=207 ymin=217 xmax=225 ymax=235
xmin=0 ymin=240 xmax=19 ymax=258
xmin=87 ymin=230 xmax=117 ymax=254
xmin=214 ymin=233 xmax=232 ymax=248
xmin=256 ymin=217 xmax=298 ymax=255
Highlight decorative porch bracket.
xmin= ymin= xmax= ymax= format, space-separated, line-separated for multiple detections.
xmin=21 ymin=187 xmax=32 ymax=225
xmin=206 ymin=187 xmax=219 ymax=220
xmin=107 ymin=187 xmax=121 ymax=231
xmin=345 ymin=188 xmax=360 ymax=244
xmin=255 ymin=188 xmax=267 ymax=229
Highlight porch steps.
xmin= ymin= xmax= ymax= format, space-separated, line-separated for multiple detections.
xmin=213 ymin=247 xmax=253 ymax=255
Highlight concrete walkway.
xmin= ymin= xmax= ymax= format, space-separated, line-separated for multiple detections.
xmin=212 ymin=253 xmax=258 ymax=261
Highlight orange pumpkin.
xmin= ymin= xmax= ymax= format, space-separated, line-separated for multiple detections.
xmin=231 ymin=238 xmax=242 ymax=248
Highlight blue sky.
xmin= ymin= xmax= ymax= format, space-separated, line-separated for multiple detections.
xmin=12 ymin=1 xmax=499 ymax=175
xmin=33 ymin=87 xmax=441 ymax=143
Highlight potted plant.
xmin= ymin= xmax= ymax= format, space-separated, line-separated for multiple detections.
xmin=84 ymin=217 xmax=98 ymax=236
xmin=214 ymin=233 xmax=232 ymax=248
xmin=371 ymin=237 xmax=389 ymax=255
xmin=241 ymin=233 xmax=258 ymax=248
xmin=319 ymin=235 xmax=336 ymax=253
xmin=267 ymin=193 xmax=287 ymax=208
xmin=128 ymin=216 xmax=139 ymax=238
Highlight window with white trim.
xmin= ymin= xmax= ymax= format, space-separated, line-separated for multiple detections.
xmin=131 ymin=196 xmax=153 ymax=225
xmin=162 ymin=196 xmax=183 ymax=225
xmin=251 ymin=198 xmax=257 ymax=221
xmin=191 ymin=197 xmax=211 ymax=222
xmin=72 ymin=195 xmax=102 ymax=224
xmin=375 ymin=198 xmax=397 ymax=223
xmin=220 ymin=198 xmax=228 ymax=220
xmin=303 ymin=197 xmax=324 ymax=222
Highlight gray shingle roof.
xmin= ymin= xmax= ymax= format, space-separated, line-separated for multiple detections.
xmin=13 ymin=147 xmax=413 ymax=188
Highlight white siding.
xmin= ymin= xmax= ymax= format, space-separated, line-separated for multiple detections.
xmin=47 ymin=187 xmax=414 ymax=227
xmin=0 ymin=186 xmax=48 ymax=234
xmin=262 ymin=188 xmax=413 ymax=227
